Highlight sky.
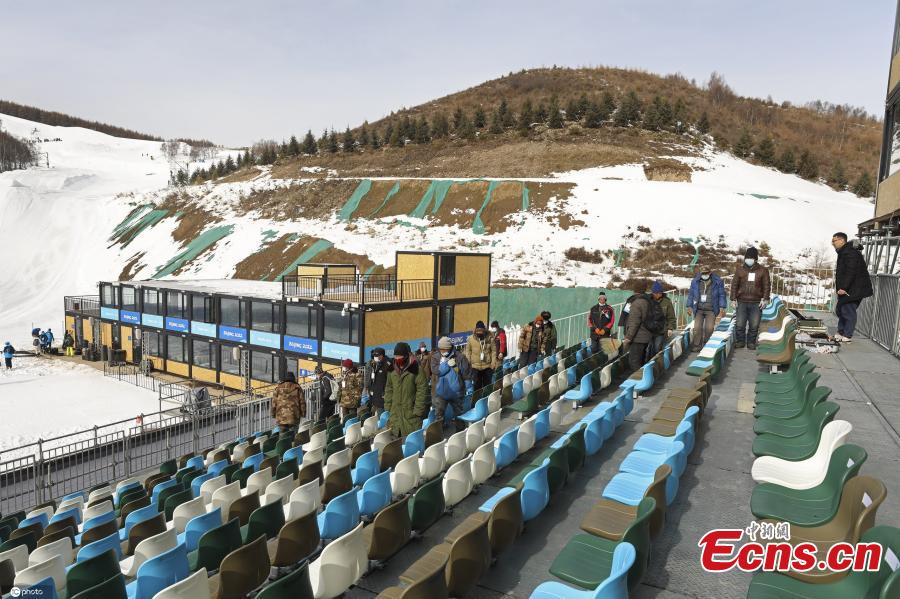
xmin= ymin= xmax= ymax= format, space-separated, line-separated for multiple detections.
xmin=2 ymin=0 xmax=896 ymax=147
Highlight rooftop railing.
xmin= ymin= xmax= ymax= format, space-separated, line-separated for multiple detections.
xmin=64 ymin=295 xmax=101 ymax=316
xmin=282 ymin=274 xmax=433 ymax=304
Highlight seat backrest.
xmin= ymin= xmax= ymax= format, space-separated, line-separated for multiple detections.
xmin=359 ymin=470 xmax=393 ymax=517
xmin=229 ymin=490 xmax=261 ymax=527
xmin=0 ymin=544 xmax=28 ymax=572
xmin=288 ymin=479 xmax=321 ymax=521
xmin=14 ymin=553 xmax=66 ymax=592
xmin=466 ymin=420 xmax=485 ymax=453
xmin=326 ymin=448 xmax=351 ymax=472
xmin=130 ymin=528 xmax=177 ymax=579
xmin=198 ymin=474 xmax=226 ymax=504
xmin=484 ymin=410 xmax=502 ymax=441
xmin=28 ymin=536 xmax=72 ymax=568
xmin=164 ymin=489 xmax=194 ymax=522
xmin=77 ymin=530 xmax=122 ymax=562
xmin=196 ymin=518 xmax=242 ymax=574
xmin=521 ymin=460 xmax=550 ymax=521
xmin=133 ymin=542 xmax=189 ymax=599
xmin=517 ymin=417 xmax=537 ymax=455
xmin=445 ymin=513 xmax=491 ymax=597
xmin=172 ymin=496 xmax=206 ymax=534
xmin=445 ymin=430 xmax=468 ymax=465
xmin=823 ymin=444 xmax=868 ymax=495
xmin=380 ymin=438 xmax=404 ymax=471
xmin=182 ymin=508 xmax=221 ymax=553
xmin=319 ymin=488 xmax=360 ymax=541
xmin=211 ymin=481 xmax=242 ymax=518
xmin=246 ymin=468 xmax=274 ymax=497
xmin=594 ymin=541 xmax=636 ymax=598
xmin=81 ymin=508 xmax=116 ymax=533
xmin=314 ymin=522 xmax=367 ymax=597
xmin=82 ymin=500 xmax=113 ymax=524
xmin=151 ymin=567 xmax=210 ymax=599
xmin=471 ymin=439 xmax=497 ymax=485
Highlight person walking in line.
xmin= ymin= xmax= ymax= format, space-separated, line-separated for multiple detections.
xmin=464 ymin=321 xmax=495 ymax=392
xmin=540 ymin=311 xmax=558 ymax=357
xmin=490 ymin=321 xmax=507 ymax=370
xmin=517 ymin=315 xmax=544 ymax=368
xmin=384 ymin=342 xmax=429 ymax=437
xmin=832 ymin=232 xmax=873 ymax=342
xmin=3 ymin=341 xmax=14 ymax=370
xmin=621 ymin=281 xmax=655 ymax=373
xmin=589 ymin=292 xmax=616 ymax=354
xmin=364 ymin=347 xmax=390 ymax=412
xmin=313 ymin=366 xmax=337 ymax=422
xmin=730 ymin=247 xmax=771 ymax=350
xmin=687 ymin=266 xmax=727 ymax=351
xmin=430 ymin=336 xmax=473 ymax=429
xmin=648 ymin=281 xmax=677 ymax=357
xmin=338 ymin=358 xmax=363 ymax=417
xmin=271 ymin=371 xmax=305 ymax=432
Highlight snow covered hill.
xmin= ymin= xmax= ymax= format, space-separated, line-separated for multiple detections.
xmin=0 ymin=113 xmax=874 ymax=347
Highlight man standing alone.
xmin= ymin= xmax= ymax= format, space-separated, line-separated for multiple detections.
xmin=687 ymin=266 xmax=727 ymax=351
xmin=832 ymin=233 xmax=873 ymax=342
xmin=731 ymin=247 xmax=771 ymax=350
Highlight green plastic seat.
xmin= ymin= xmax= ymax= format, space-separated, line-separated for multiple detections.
xmin=156 ymin=482 xmax=185 ymax=513
xmin=508 ymin=389 xmax=539 ymax=416
xmin=66 ymin=548 xmax=122 ymax=596
xmin=752 ymin=400 xmax=837 ymax=460
xmin=266 ymin=437 xmax=293 ymax=460
xmin=241 ymin=499 xmax=285 ymax=543
xmin=262 ymin=435 xmax=278 ymax=454
xmin=182 ymin=469 xmax=205 ymax=490
xmin=188 ymin=517 xmax=243 ymax=572
xmin=520 ymin=446 xmax=568 ymax=495
xmin=257 ymin=561 xmax=313 ymax=599
xmin=231 ymin=466 xmax=254 ymax=488
xmin=754 ymin=400 xmax=839 ymax=439
xmin=754 ymin=351 xmax=810 ymax=385
xmin=0 ymin=530 xmax=36 ymax=554
xmin=275 ymin=458 xmax=299 ymax=481
xmin=324 ymin=438 xmax=345 ymax=461
xmin=160 ymin=459 xmax=178 ymax=476
xmin=566 ymin=424 xmax=587 ymax=474
xmin=755 ymin=373 xmax=823 ymax=410
xmin=175 ymin=466 xmax=195 ymax=484
xmin=550 ymin=496 xmax=655 ymax=591
xmin=164 ymin=488 xmax=194 ymax=521
xmin=220 ymin=463 xmax=241 ymax=484
xmin=755 ymin=362 xmax=816 ymax=396
xmin=409 ymin=474 xmax=445 ymax=532
xmin=750 ymin=444 xmax=867 ymax=527
xmin=70 ymin=572 xmax=128 ymax=599
xmin=747 ymin=525 xmax=900 ymax=599
xmin=755 ymin=385 xmax=830 ymax=421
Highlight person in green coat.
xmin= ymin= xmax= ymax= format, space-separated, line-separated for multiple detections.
xmin=383 ymin=342 xmax=429 ymax=437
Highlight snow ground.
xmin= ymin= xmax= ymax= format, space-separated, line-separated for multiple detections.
xmin=0 ymin=356 xmax=161 ymax=458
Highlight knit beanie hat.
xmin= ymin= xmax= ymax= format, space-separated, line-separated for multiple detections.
xmin=438 ymin=336 xmax=453 ymax=350
xmin=745 ymin=246 xmax=759 ymax=260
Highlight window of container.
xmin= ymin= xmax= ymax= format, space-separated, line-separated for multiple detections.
xmin=251 ymin=300 xmax=278 ymax=333
xmin=220 ymin=298 xmax=246 ymax=328
xmin=167 ymin=334 xmax=187 ymax=362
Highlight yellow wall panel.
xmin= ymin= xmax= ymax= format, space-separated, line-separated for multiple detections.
xmin=438 ymin=255 xmax=490 ymax=300
xmin=397 ymin=253 xmax=434 ymax=281
xmin=166 ymin=360 xmax=190 ymax=377
xmin=453 ymin=302 xmax=488 ymax=333
xmin=220 ymin=372 xmax=244 ymax=391
xmin=193 ymin=366 xmax=218 ymax=384
xmin=65 ymin=316 xmax=76 ymax=340
xmin=147 ymin=356 xmax=165 ymax=371
xmin=298 ymin=264 xmax=326 ymax=276
xmin=121 ymin=326 xmax=133 ymax=363
xmin=890 ymin=51 xmax=900 ymax=97
xmin=876 ymin=171 xmax=900 ymax=217
xmin=365 ymin=307 xmax=433 ymax=346
xmin=83 ymin=320 xmax=94 ymax=343
xmin=101 ymin=322 xmax=113 ymax=346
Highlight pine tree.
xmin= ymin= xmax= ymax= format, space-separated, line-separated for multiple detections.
xmin=696 ymin=111 xmax=710 ymax=134
xmin=318 ymin=129 xmax=328 ymax=148
xmin=279 ymin=141 xmax=288 ymax=157
xmin=432 ymin=112 xmax=450 ymax=138
xmin=389 ymin=123 xmax=403 ymax=147
xmin=733 ymin=129 xmax=754 ymax=158
xmin=827 ymin=161 xmax=848 ymax=190
xmin=359 ymin=122 xmax=371 ymax=148
xmin=796 ymin=149 xmax=819 ymax=180
xmin=370 ymin=130 xmax=381 ymax=149
xmin=458 ymin=113 xmax=475 ymax=140
xmin=288 ymin=135 xmax=300 ymax=156
xmin=535 ymin=102 xmax=548 ymax=123
xmin=224 ymin=155 xmax=235 ymax=172
xmin=614 ymin=91 xmax=641 ymax=127
xmin=342 ymin=127 xmax=355 ymax=152
xmin=500 ymin=99 xmax=515 ymax=128
xmin=577 ymin=94 xmax=590 ymax=120
xmin=489 ymin=109 xmax=503 ymax=134
xmin=548 ymin=95 xmax=563 ymax=129
xmin=301 ymin=130 xmax=317 ymax=155
xmin=473 ymin=107 xmax=486 ymax=129
xmin=400 ymin=116 xmax=413 ymax=141
xmin=656 ymin=97 xmax=673 ymax=129
xmin=672 ymin=98 xmax=688 ymax=133
xmin=584 ymin=101 xmax=604 ymax=128
xmin=599 ymin=91 xmax=616 ymax=121
xmin=776 ymin=147 xmax=796 ymax=173
xmin=754 ymin=137 xmax=775 ymax=165
xmin=328 ymin=130 xmax=339 ymax=153
xmin=642 ymin=98 xmax=660 ymax=131
xmin=415 ymin=116 xmax=431 ymax=143
xmin=518 ymin=99 xmax=534 ymax=135
xmin=452 ymin=107 xmax=465 ymax=131
xmin=382 ymin=122 xmax=394 ymax=147
xmin=852 ymin=172 xmax=874 ymax=197
xmin=566 ymin=98 xmax=579 ymax=122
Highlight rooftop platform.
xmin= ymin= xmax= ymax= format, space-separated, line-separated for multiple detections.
xmin=113 ymin=278 xmax=285 ymax=300
xmin=348 ymin=317 xmax=900 ymax=598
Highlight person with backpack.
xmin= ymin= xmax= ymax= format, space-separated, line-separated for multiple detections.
xmin=38 ymin=330 xmax=50 ymax=353
xmin=271 ymin=371 xmax=305 ymax=431
xmin=338 ymin=358 xmax=363 ymax=417
xmin=62 ymin=331 xmax=75 ymax=356
xmin=621 ymin=280 xmax=665 ymax=373
xmin=430 ymin=336 xmax=473 ymax=429
xmin=464 ymin=321 xmax=495 ymax=392
xmin=364 ymin=348 xmax=390 ymax=412
xmin=384 ymin=342 xmax=429 ymax=436
xmin=3 ymin=342 xmax=14 ymax=370
xmin=313 ymin=366 xmax=337 ymax=422
xmin=687 ymin=266 xmax=727 ymax=351
xmin=730 ymin=247 xmax=771 ymax=349
xmin=589 ymin=292 xmax=616 ymax=353
xmin=648 ymin=281 xmax=677 ymax=357
xmin=832 ymin=232 xmax=873 ymax=342
xmin=490 ymin=321 xmax=507 ymax=370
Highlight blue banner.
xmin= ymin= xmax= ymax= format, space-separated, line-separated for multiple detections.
xmin=166 ymin=317 xmax=190 ymax=332
xmin=321 ymin=341 xmax=359 ymax=362
xmin=191 ymin=321 xmax=217 ymax=338
xmin=100 ymin=306 xmax=119 ymax=321
xmin=250 ymin=330 xmax=281 ymax=350
xmin=141 ymin=313 xmax=164 ymax=329
xmin=446 ymin=330 xmax=472 ymax=346
xmin=219 ymin=325 xmax=248 ymax=343
xmin=284 ymin=335 xmax=319 ymax=355
xmin=120 ymin=310 xmax=140 ymax=324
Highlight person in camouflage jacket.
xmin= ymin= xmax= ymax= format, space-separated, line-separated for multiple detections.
xmin=338 ymin=358 xmax=364 ymax=416
xmin=271 ymin=371 xmax=305 ymax=428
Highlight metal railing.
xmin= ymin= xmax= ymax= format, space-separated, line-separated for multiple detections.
xmin=770 ymin=268 xmax=835 ymax=313
xmin=857 ymin=273 xmax=900 ymax=356
xmin=282 ymin=274 xmax=433 ymax=304
xmin=63 ymin=295 xmax=100 ymax=316
xmin=104 ymin=363 xmax=160 ymax=393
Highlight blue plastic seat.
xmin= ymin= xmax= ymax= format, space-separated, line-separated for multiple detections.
xmin=566 ymin=367 xmax=577 ymax=388
xmin=50 ymin=506 xmax=81 ymax=526
xmin=243 ymin=452 xmax=265 ymax=472
xmin=207 ymin=459 xmax=229 ymax=478
xmin=15 ymin=577 xmax=57 ymax=599
xmin=633 ymin=363 xmax=655 ymax=394
xmin=115 ymin=481 xmax=142 ymax=506
xmin=62 ymin=490 xmax=86 ymax=502
xmin=529 ymin=542 xmax=635 ymax=599
xmin=120 ymin=503 xmax=159 ymax=542
xmin=632 ymin=408 xmax=699 ymax=456
xmin=19 ymin=513 xmax=50 ymax=530
xmin=512 ymin=380 xmax=525 ymax=402
xmin=151 ymin=479 xmax=179 ymax=504
xmin=351 ymin=449 xmax=380 ymax=487
xmin=603 ymin=443 xmax=683 ymax=507
xmin=75 ymin=509 xmax=117 ymax=545
xmin=125 ymin=542 xmax=189 ymax=599
xmin=494 ymin=427 xmax=519 ymax=470
xmin=583 ymin=413 xmax=614 ymax=456
xmin=563 ymin=374 xmax=592 ymax=403
xmin=343 ymin=417 xmax=359 ymax=433
xmin=190 ymin=472 xmax=215 ymax=498
xmin=77 ymin=530 xmax=123 ymax=562
xmin=185 ymin=455 xmax=205 ymax=471
xmin=459 ymin=397 xmax=488 ymax=424
xmin=378 ymin=411 xmax=390 ymax=429
xmin=176 ymin=507 xmax=221 ymax=552
xmin=357 ymin=469 xmax=393 ymax=519
xmin=614 ymin=389 xmax=634 ymax=422
xmin=575 ymin=349 xmax=585 ymax=363
xmin=283 ymin=445 xmax=303 ymax=464
xmin=620 ymin=440 xmax=688 ymax=480
xmin=663 ymin=347 xmax=672 ymax=370
xmin=478 ymin=486 xmax=518 ymax=514
xmin=588 ymin=403 xmax=619 ymax=437
xmin=535 ymin=408 xmax=551 ymax=441
xmin=402 ymin=428 xmax=425 ymax=458
xmin=521 ymin=460 xmax=550 ymax=522
xmin=317 ymin=488 xmax=359 ymax=541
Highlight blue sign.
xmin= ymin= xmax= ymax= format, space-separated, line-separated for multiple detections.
xmin=284 ymin=335 xmax=319 ymax=355
xmin=446 ymin=330 xmax=472 ymax=346
xmin=321 ymin=341 xmax=359 ymax=362
xmin=100 ymin=307 xmax=119 ymax=321
xmin=141 ymin=313 xmax=164 ymax=329
xmin=219 ymin=325 xmax=248 ymax=343
xmin=191 ymin=321 xmax=216 ymax=338
xmin=250 ymin=330 xmax=281 ymax=350
xmin=120 ymin=310 xmax=140 ymax=324
xmin=165 ymin=317 xmax=189 ymax=332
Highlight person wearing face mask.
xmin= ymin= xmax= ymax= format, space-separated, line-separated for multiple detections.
xmin=517 ymin=315 xmax=544 ymax=368
xmin=540 ymin=311 xmax=558 ymax=356
xmin=338 ymin=358 xmax=364 ymax=417
xmin=831 ymin=232 xmax=872 ymax=342
xmin=384 ymin=342 xmax=429 ymax=436
xmin=730 ymin=247 xmax=771 ymax=349
xmin=364 ymin=347 xmax=390 ymax=412
xmin=490 ymin=320 xmax=507 ymax=370
xmin=415 ymin=342 xmax=432 ymax=380
xmin=430 ymin=336 xmax=473 ymax=429
xmin=464 ymin=321 xmax=495 ymax=392
xmin=313 ymin=366 xmax=337 ymax=423
xmin=588 ymin=292 xmax=616 ymax=354
xmin=687 ymin=266 xmax=727 ymax=351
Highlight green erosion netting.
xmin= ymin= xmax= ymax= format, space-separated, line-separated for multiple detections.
xmin=152 ymin=225 xmax=234 ymax=278
xmin=275 ymin=238 xmax=334 ymax=280
xmin=338 ymin=179 xmax=372 ymax=221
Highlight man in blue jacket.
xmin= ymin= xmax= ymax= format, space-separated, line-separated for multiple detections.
xmin=687 ymin=265 xmax=726 ymax=351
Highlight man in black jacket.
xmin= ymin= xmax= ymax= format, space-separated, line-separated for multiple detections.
xmin=831 ymin=232 xmax=873 ymax=342
xmin=589 ymin=292 xmax=616 ymax=353
xmin=364 ymin=347 xmax=390 ymax=412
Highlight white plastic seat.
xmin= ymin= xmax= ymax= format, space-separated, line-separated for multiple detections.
xmin=152 ymin=567 xmax=211 ymax=599
xmin=115 ymin=476 xmax=141 ymax=493
xmin=444 ymin=430 xmax=468 ymax=465
xmin=82 ymin=499 xmax=113 ymax=524
xmin=28 ymin=537 xmax=73 ymax=568
xmin=172 ymin=497 xmax=207 ymax=534
xmin=517 ymin=416 xmax=537 ymax=456
xmin=56 ymin=496 xmax=84 ymax=515
xmin=264 ymin=475 xmax=297 ymax=508
xmin=548 ymin=376 xmax=560 ymax=400
xmin=599 ymin=364 xmax=613 ymax=390
xmin=418 ymin=440 xmax=447 ymax=481
xmin=487 ymin=390 xmax=502 ymax=413
xmin=390 ymin=455 xmax=420 ymax=498
xmin=502 ymin=373 xmax=513 ymax=388
xmin=120 ymin=527 xmax=177 ymax=578
xmin=532 ymin=370 xmax=543 ymax=388
xmin=199 ymin=474 xmax=226 ymax=505
xmin=671 ymin=338 xmax=683 ymax=360
xmin=14 ymin=554 xmax=66 ymax=592
xmin=484 ymin=410 xmax=502 ymax=441
xmin=549 ymin=399 xmax=566 ymax=428
xmin=26 ymin=506 xmax=55 ymax=523
xmin=0 ymin=545 xmax=29 ymax=573
xmin=466 ymin=419 xmax=485 ymax=453
xmin=361 ymin=416 xmax=379 ymax=439
xmin=231 ymin=441 xmax=250 ymax=462
xmin=308 ymin=522 xmax=367 ymax=599
xmin=522 ymin=376 xmax=534 ymax=396
xmin=245 ymin=468 xmax=274 ymax=497
xmin=555 ymin=370 xmax=568 ymax=394
xmin=442 ymin=456 xmax=474 ymax=509
xmin=324 ymin=449 xmax=351 ymax=477
xmin=302 ymin=430 xmax=327 ymax=453
xmin=758 ymin=316 xmax=796 ymax=342
xmin=344 ymin=422 xmax=362 ymax=447
xmin=210 ymin=481 xmax=242 ymax=523
xmin=255 ymin=434 xmax=269 ymax=448
xmin=285 ymin=479 xmax=321 ymax=521
xmin=751 ymin=420 xmax=852 ymax=490
xmin=372 ymin=430 xmax=394 ymax=455
xmin=470 ymin=439 xmax=497 ymax=486
xmin=302 ymin=448 xmax=324 ymax=468
xmin=87 ymin=486 xmax=113 ymax=503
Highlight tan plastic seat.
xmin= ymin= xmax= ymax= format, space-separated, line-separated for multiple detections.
xmin=443 ymin=512 xmax=491 ymax=597
xmin=269 ymin=510 xmax=320 ymax=568
xmin=81 ymin=518 xmax=119 ymax=548
xmin=228 ymin=491 xmax=261 ymax=527
xmin=365 ymin=496 xmax=412 ymax=562
xmin=380 ymin=438 xmax=404 ymax=471
xmin=320 ymin=464 xmax=352 ymax=504
xmin=297 ymin=460 xmax=324 ymax=487
xmin=483 ymin=485 xmax=522 ymax=558
xmin=350 ymin=440 xmax=372 ymax=467
xmin=209 ymin=533 xmax=270 ymax=599
xmin=583 ymin=464 xmax=671 ymax=539
xmin=423 ymin=420 xmax=443 ymax=449
xmin=126 ymin=512 xmax=167 ymax=556
xmin=199 ymin=475 xmax=227 ymax=505
xmin=37 ymin=526 xmax=75 ymax=549
xmin=27 ymin=537 xmax=72 ymax=568
xmin=380 ymin=544 xmax=449 ymax=599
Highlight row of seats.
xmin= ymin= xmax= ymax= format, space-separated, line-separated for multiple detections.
xmin=526 ymin=316 xmax=735 ymax=598
xmin=747 ymin=299 xmax=900 ymax=597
